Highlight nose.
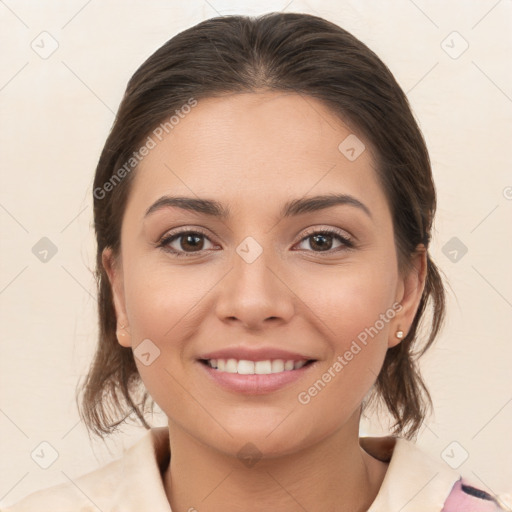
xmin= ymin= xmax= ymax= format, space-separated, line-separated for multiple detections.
xmin=214 ymin=238 xmax=295 ymax=330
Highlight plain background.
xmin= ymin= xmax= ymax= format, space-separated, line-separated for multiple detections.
xmin=1 ymin=0 xmax=511 ymax=507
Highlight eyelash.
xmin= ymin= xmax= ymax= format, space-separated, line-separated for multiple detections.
xmin=157 ymin=226 xmax=355 ymax=258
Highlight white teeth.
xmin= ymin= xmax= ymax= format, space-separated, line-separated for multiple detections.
xmin=238 ymin=360 xmax=255 ymax=374
xmin=205 ymin=358 xmax=310 ymax=374
xmin=271 ymin=359 xmax=285 ymax=372
xmin=254 ymin=360 xmax=272 ymax=374
xmin=226 ymin=358 xmax=238 ymax=373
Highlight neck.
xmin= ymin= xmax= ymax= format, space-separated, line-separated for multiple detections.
xmin=162 ymin=419 xmax=388 ymax=512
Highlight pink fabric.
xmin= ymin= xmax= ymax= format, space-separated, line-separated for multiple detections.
xmin=442 ymin=478 xmax=506 ymax=511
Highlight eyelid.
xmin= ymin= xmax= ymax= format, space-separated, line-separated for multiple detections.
xmin=298 ymin=225 xmax=354 ymax=243
xmin=159 ymin=226 xmax=212 ymax=240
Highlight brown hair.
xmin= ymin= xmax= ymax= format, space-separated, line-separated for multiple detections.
xmin=77 ymin=12 xmax=446 ymax=441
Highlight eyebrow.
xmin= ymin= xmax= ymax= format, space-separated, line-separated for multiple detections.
xmin=144 ymin=193 xmax=372 ymax=220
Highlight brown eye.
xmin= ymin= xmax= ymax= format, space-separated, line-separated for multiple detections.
xmin=176 ymin=233 xmax=205 ymax=252
xmin=295 ymin=228 xmax=354 ymax=253
xmin=158 ymin=230 xmax=216 ymax=258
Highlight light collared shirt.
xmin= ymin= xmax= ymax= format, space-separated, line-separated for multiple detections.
xmin=2 ymin=427 xmax=510 ymax=511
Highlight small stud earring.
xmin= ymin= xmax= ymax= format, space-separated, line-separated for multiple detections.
xmin=396 ymin=330 xmax=404 ymax=339
xmin=117 ymin=324 xmax=127 ymax=337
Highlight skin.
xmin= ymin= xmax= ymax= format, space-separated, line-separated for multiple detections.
xmin=103 ymin=91 xmax=427 ymax=512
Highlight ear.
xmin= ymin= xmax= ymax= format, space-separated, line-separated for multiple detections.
xmin=102 ymin=247 xmax=131 ymax=348
xmin=389 ymin=245 xmax=428 ymax=348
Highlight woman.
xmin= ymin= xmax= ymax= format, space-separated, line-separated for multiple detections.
xmin=4 ymin=11 xmax=510 ymax=512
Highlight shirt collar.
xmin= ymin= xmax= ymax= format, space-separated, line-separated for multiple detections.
xmin=113 ymin=426 xmax=172 ymax=511
xmin=113 ymin=427 xmax=460 ymax=511
xmin=362 ymin=435 xmax=461 ymax=511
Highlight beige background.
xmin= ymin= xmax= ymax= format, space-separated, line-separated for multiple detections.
xmin=1 ymin=0 xmax=511 ymax=507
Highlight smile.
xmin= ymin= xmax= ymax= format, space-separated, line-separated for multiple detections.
xmin=198 ymin=357 xmax=317 ymax=394
xmin=201 ymin=358 xmax=314 ymax=374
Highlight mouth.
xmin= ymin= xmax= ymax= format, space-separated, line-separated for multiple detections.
xmin=198 ymin=358 xmax=316 ymax=374
xmin=197 ymin=357 xmax=318 ymax=394
xmin=196 ymin=347 xmax=319 ymax=394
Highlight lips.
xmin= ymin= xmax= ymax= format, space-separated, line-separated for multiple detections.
xmin=197 ymin=347 xmax=316 ymax=375
xmin=198 ymin=357 xmax=317 ymax=394
xmin=197 ymin=346 xmax=315 ymax=362
xmin=196 ymin=346 xmax=317 ymax=393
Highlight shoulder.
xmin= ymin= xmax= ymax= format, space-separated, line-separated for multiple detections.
xmin=0 ymin=456 xmax=124 ymax=511
xmin=362 ymin=435 xmax=511 ymax=512
xmin=1 ymin=427 xmax=172 ymax=512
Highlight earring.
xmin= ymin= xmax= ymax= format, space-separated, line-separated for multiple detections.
xmin=396 ymin=330 xmax=404 ymax=339
xmin=117 ymin=324 xmax=127 ymax=337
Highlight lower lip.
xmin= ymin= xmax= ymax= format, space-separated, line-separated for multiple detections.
xmin=197 ymin=361 xmax=316 ymax=394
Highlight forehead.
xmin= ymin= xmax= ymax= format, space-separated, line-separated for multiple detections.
xmin=125 ymin=91 xmax=388 ymax=221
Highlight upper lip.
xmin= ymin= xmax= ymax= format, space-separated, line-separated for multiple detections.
xmin=198 ymin=346 xmax=316 ymax=362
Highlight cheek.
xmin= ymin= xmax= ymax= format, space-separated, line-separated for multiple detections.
xmin=123 ymin=253 xmax=208 ymax=341
xmin=295 ymin=256 xmax=398 ymax=343
xmin=122 ymin=263 xmax=205 ymax=421
xmin=293 ymin=278 xmax=397 ymax=430
xmin=326 ymin=278 xmax=397 ymax=346
xmin=120 ymin=255 xmax=216 ymax=405
xmin=294 ymin=258 xmax=398 ymax=393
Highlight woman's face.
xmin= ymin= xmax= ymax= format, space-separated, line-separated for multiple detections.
xmin=104 ymin=91 xmax=425 ymax=458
